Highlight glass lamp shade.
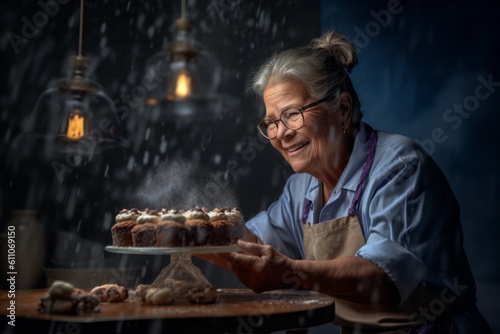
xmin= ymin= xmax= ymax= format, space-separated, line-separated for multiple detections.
xmin=142 ymin=18 xmax=238 ymax=122
xmin=17 ymin=57 xmax=128 ymax=159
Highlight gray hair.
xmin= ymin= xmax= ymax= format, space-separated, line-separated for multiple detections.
xmin=250 ymin=30 xmax=363 ymax=127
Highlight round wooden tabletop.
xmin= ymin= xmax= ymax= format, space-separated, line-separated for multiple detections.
xmin=1 ymin=288 xmax=335 ymax=333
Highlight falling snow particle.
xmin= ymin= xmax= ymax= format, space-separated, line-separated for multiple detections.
xmin=127 ymin=156 xmax=135 ymax=171
xmin=147 ymin=26 xmax=155 ymax=39
xmin=159 ymin=136 xmax=167 ymax=154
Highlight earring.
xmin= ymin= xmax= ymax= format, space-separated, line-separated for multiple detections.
xmin=341 ymin=122 xmax=346 ymax=135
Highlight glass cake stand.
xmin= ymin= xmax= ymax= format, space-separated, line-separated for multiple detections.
xmin=105 ymin=245 xmax=239 ymax=296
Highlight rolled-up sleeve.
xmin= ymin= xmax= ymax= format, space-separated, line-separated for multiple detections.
xmin=356 ymin=239 xmax=426 ymax=302
xmin=246 ymin=174 xmax=312 ymax=259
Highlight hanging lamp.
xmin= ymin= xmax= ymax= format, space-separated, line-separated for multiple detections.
xmin=17 ymin=0 xmax=127 ymax=159
xmin=142 ymin=0 xmax=238 ymax=122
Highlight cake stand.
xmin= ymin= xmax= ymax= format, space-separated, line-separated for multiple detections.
xmin=105 ymin=245 xmax=238 ymax=297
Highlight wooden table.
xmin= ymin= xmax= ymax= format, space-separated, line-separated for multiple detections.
xmin=1 ymin=288 xmax=335 ymax=333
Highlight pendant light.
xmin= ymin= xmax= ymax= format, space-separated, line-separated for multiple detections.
xmin=16 ymin=0 xmax=127 ymax=159
xmin=142 ymin=0 xmax=238 ymax=122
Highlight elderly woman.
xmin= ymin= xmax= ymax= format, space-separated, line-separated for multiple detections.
xmin=206 ymin=31 xmax=492 ymax=333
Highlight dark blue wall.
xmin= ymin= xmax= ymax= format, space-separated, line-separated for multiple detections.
xmin=321 ymin=0 xmax=500 ymax=330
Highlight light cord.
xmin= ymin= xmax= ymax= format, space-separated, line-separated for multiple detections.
xmin=78 ymin=0 xmax=84 ymax=56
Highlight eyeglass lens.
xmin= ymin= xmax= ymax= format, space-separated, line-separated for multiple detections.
xmin=259 ymin=108 xmax=304 ymax=138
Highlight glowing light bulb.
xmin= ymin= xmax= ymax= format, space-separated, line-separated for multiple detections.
xmin=67 ymin=112 xmax=85 ymax=140
xmin=175 ymin=69 xmax=191 ymax=98
xmin=61 ymin=99 xmax=89 ymax=141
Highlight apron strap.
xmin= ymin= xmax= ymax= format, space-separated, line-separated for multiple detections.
xmin=348 ymin=131 xmax=378 ymax=216
xmin=302 ymin=199 xmax=312 ymax=224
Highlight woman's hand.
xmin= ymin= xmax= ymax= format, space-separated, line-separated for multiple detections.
xmin=227 ymin=240 xmax=296 ymax=292
xmin=198 ymin=239 xmax=400 ymax=304
xmin=197 ymin=240 xmax=302 ymax=293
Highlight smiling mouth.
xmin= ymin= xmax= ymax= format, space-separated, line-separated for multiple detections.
xmin=287 ymin=142 xmax=309 ymax=153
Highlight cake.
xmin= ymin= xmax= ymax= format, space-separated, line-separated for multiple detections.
xmin=208 ymin=208 xmax=232 ymax=246
xmin=157 ymin=210 xmax=188 ymax=247
xmin=131 ymin=209 xmax=161 ymax=247
xmin=184 ymin=207 xmax=214 ymax=246
xmin=111 ymin=208 xmax=141 ymax=247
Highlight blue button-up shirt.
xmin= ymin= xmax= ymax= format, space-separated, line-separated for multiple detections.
xmin=246 ymin=123 xmax=476 ymax=305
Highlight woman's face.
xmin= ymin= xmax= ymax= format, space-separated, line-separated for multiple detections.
xmin=262 ymin=81 xmax=346 ymax=178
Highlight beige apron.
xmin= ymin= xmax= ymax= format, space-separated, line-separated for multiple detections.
xmin=302 ymin=131 xmax=449 ymax=334
xmin=303 ymin=215 xmax=434 ymax=333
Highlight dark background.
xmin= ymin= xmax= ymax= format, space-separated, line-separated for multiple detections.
xmin=1 ymin=0 xmax=499 ymax=333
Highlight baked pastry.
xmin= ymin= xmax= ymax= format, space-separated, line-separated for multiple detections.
xmin=157 ymin=210 xmax=188 ymax=247
xmin=132 ymin=223 xmax=157 ymax=247
xmin=39 ymin=280 xmax=100 ymax=315
xmin=132 ymin=209 xmax=161 ymax=246
xmin=184 ymin=207 xmax=213 ymax=246
xmin=225 ymin=207 xmax=245 ymax=242
xmin=89 ymin=284 xmax=128 ymax=303
xmin=128 ymin=284 xmax=150 ymax=302
xmin=187 ymin=285 xmax=218 ymax=304
xmin=144 ymin=287 xmax=175 ymax=305
xmin=160 ymin=209 xmax=186 ymax=223
xmin=112 ymin=207 xmax=244 ymax=247
xmin=209 ymin=208 xmax=232 ymax=246
xmin=111 ymin=208 xmax=141 ymax=247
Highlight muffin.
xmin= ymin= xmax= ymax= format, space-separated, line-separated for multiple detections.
xmin=225 ymin=207 xmax=245 ymax=242
xmin=132 ymin=223 xmax=157 ymax=247
xmin=208 ymin=208 xmax=232 ymax=246
xmin=132 ymin=209 xmax=161 ymax=247
xmin=136 ymin=209 xmax=161 ymax=225
xmin=184 ymin=207 xmax=214 ymax=246
xmin=111 ymin=208 xmax=141 ymax=247
xmin=157 ymin=210 xmax=188 ymax=247
xmin=160 ymin=209 xmax=186 ymax=223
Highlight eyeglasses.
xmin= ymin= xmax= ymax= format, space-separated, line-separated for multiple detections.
xmin=257 ymin=96 xmax=331 ymax=139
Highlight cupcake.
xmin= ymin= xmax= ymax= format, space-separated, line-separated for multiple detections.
xmin=184 ymin=207 xmax=214 ymax=246
xmin=157 ymin=210 xmax=188 ymax=247
xmin=225 ymin=208 xmax=245 ymax=242
xmin=111 ymin=208 xmax=141 ymax=247
xmin=208 ymin=208 xmax=232 ymax=246
xmin=160 ymin=209 xmax=186 ymax=223
xmin=132 ymin=209 xmax=161 ymax=247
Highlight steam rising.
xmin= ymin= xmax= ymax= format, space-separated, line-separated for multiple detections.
xmin=126 ymin=159 xmax=239 ymax=210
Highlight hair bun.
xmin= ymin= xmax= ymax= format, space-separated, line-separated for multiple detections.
xmin=310 ymin=30 xmax=358 ymax=72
